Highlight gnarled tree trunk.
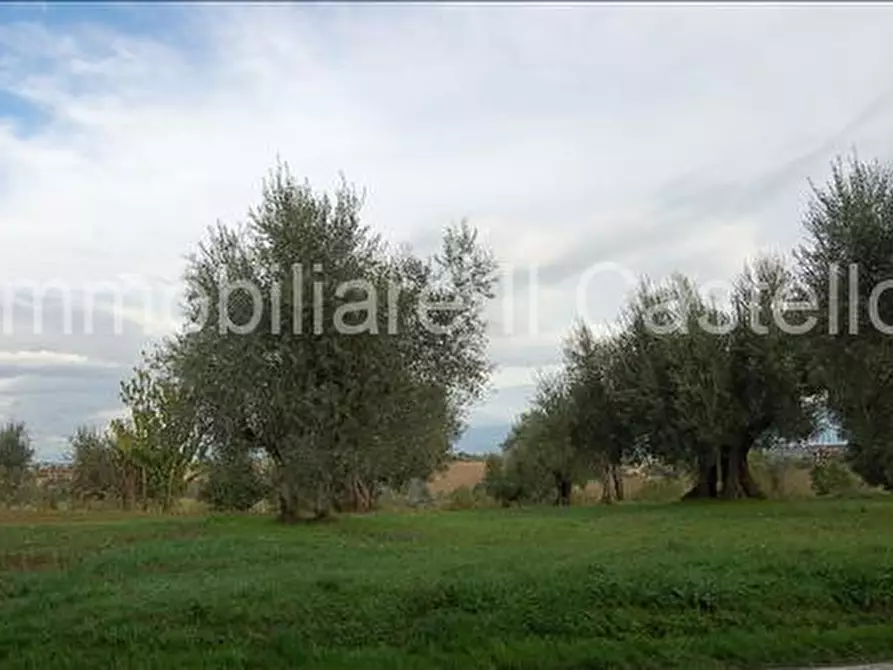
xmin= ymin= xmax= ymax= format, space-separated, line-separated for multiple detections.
xmin=554 ymin=471 xmax=572 ymax=506
xmin=683 ymin=450 xmax=719 ymax=500
xmin=342 ymin=476 xmax=374 ymax=513
xmin=721 ymin=442 xmax=764 ymax=499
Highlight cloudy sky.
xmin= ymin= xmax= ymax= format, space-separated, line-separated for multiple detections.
xmin=2 ymin=3 xmax=893 ymax=460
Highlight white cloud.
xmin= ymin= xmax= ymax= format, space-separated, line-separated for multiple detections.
xmin=0 ymin=350 xmax=89 ymax=366
xmin=2 ymin=5 xmax=893 ymax=454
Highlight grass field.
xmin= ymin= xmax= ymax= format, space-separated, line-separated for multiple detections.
xmin=2 ymin=500 xmax=893 ymax=669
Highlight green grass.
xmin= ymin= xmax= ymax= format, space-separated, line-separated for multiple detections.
xmin=2 ymin=500 xmax=893 ymax=669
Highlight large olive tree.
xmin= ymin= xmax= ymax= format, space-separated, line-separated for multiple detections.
xmin=164 ymin=164 xmax=496 ymax=521
xmin=797 ymin=156 xmax=893 ymax=489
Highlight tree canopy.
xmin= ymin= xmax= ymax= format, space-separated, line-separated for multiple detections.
xmin=143 ymin=164 xmax=498 ymax=520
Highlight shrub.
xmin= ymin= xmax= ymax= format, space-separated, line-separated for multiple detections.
xmin=811 ymin=457 xmax=864 ymax=497
xmin=200 ymin=449 xmax=269 ymax=512
xmin=406 ymin=478 xmax=434 ymax=508
xmin=482 ymin=454 xmax=522 ymax=506
xmin=632 ymin=476 xmax=689 ymax=503
xmin=750 ymin=452 xmax=813 ymax=500
xmin=375 ymin=480 xmax=434 ymax=512
xmin=444 ymin=485 xmax=493 ymax=510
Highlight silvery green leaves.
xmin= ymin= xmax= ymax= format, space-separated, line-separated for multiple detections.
xmin=797 ymin=156 xmax=893 ymax=490
xmin=143 ymin=163 xmax=496 ymax=521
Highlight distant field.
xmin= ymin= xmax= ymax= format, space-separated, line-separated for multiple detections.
xmin=427 ymin=461 xmax=654 ymax=500
xmin=428 ymin=460 xmax=487 ymax=494
xmin=3 ymin=500 xmax=893 ymax=669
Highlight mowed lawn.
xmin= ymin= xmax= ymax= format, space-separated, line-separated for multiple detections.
xmin=2 ymin=501 xmax=893 ymax=669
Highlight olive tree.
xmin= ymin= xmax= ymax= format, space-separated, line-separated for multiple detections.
xmin=165 ymin=163 xmax=496 ymax=521
xmin=797 ymin=156 xmax=893 ymax=489
xmin=0 ymin=421 xmax=34 ymax=506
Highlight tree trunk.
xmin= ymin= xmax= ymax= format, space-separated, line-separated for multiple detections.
xmin=277 ymin=480 xmax=301 ymax=523
xmin=554 ymin=471 xmax=572 ymax=506
xmin=313 ymin=480 xmax=333 ymax=520
xmin=721 ymin=443 xmax=764 ymax=499
xmin=356 ymin=478 xmax=374 ymax=513
xmin=600 ymin=463 xmax=615 ymax=504
xmin=612 ymin=464 xmax=624 ymax=502
xmin=121 ymin=469 xmax=135 ymax=511
xmin=682 ymin=451 xmax=719 ymax=500
xmin=140 ymin=467 xmax=149 ymax=512
xmin=161 ymin=468 xmax=175 ymax=513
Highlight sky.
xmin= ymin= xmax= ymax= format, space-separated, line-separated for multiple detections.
xmin=1 ymin=3 xmax=892 ymax=460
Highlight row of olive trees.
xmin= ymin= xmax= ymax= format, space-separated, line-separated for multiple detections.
xmin=487 ymin=262 xmax=817 ymax=504
xmin=487 ymin=156 xmax=893 ymax=504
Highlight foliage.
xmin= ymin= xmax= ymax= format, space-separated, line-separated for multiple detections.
xmin=0 ymin=421 xmax=34 ymax=507
xmin=502 ymin=258 xmax=817 ymax=505
xmin=748 ymin=452 xmax=814 ymax=500
xmin=563 ymin=324 xmax=636 ymax=502
xmin=443 ymin=484 xmax=493 ymax=510
xmin=199 ymin=447 xmax=269 ymax=512
xmin=68 ymin=426 xmax=118 ymax=504
xmin=811 ymin=456 xmax=865 ymax=497
xmin=164 ymin=163 xmax=496 ymax=521
xmin=618 ymin=264 xmax=817 ymax=500
xmin=629 ymin=476 xmax=690 ymax=503
xmin=493 ymin=376 xmax=588 ymax=507
xmin=482 ymin=453 xmax=518 ymax=506
xmin=797 ymin=155 xmax=893 ymax=489
xmin=119 ymin=351 xmax=208 ymax=511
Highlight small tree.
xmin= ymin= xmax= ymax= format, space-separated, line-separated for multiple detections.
xmin=0 ymin=421 xmax=35 ymax=507
xmin=564 ymin=324 xmax=635 ymax=503
xmin=497 ymin=374 xmax=590 ymax=507
xmin=120 ymin=350 xmax=208 ymax=512
xmin=108 ymin=418 xmax=145 ymax=510
xmin=69 ymin=426 xmax=118 ymax=505
xmin=482 ymin=453 xmax=523 ymax=506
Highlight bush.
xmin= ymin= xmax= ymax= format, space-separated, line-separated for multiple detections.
xmin=632 ymin=476 xmax=689 ymax=503
xmin=406 ymin=478 xmax=434 ymax=508
xmin=811 ymin=457 xmax=864 ymax=497
xmin=845 ymin=439 xmax=893 ymax=491
xmin=482 ymin=454 xmax=521 ymax=506
xmin=443 ymin=485 xmax=494 ymax=510
xmin=200 ymin=449 xmax=269 ymax=512
xmin=375 ymin=479 xmax=434 ymax=512
xmin=750 ymin=452 xmax=814 ymax=500
xmin=69 ymin=426 xmax=118 ymax=504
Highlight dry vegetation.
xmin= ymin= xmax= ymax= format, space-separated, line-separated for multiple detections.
xmin=428 ymin=460 xmax=488 ymax=494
